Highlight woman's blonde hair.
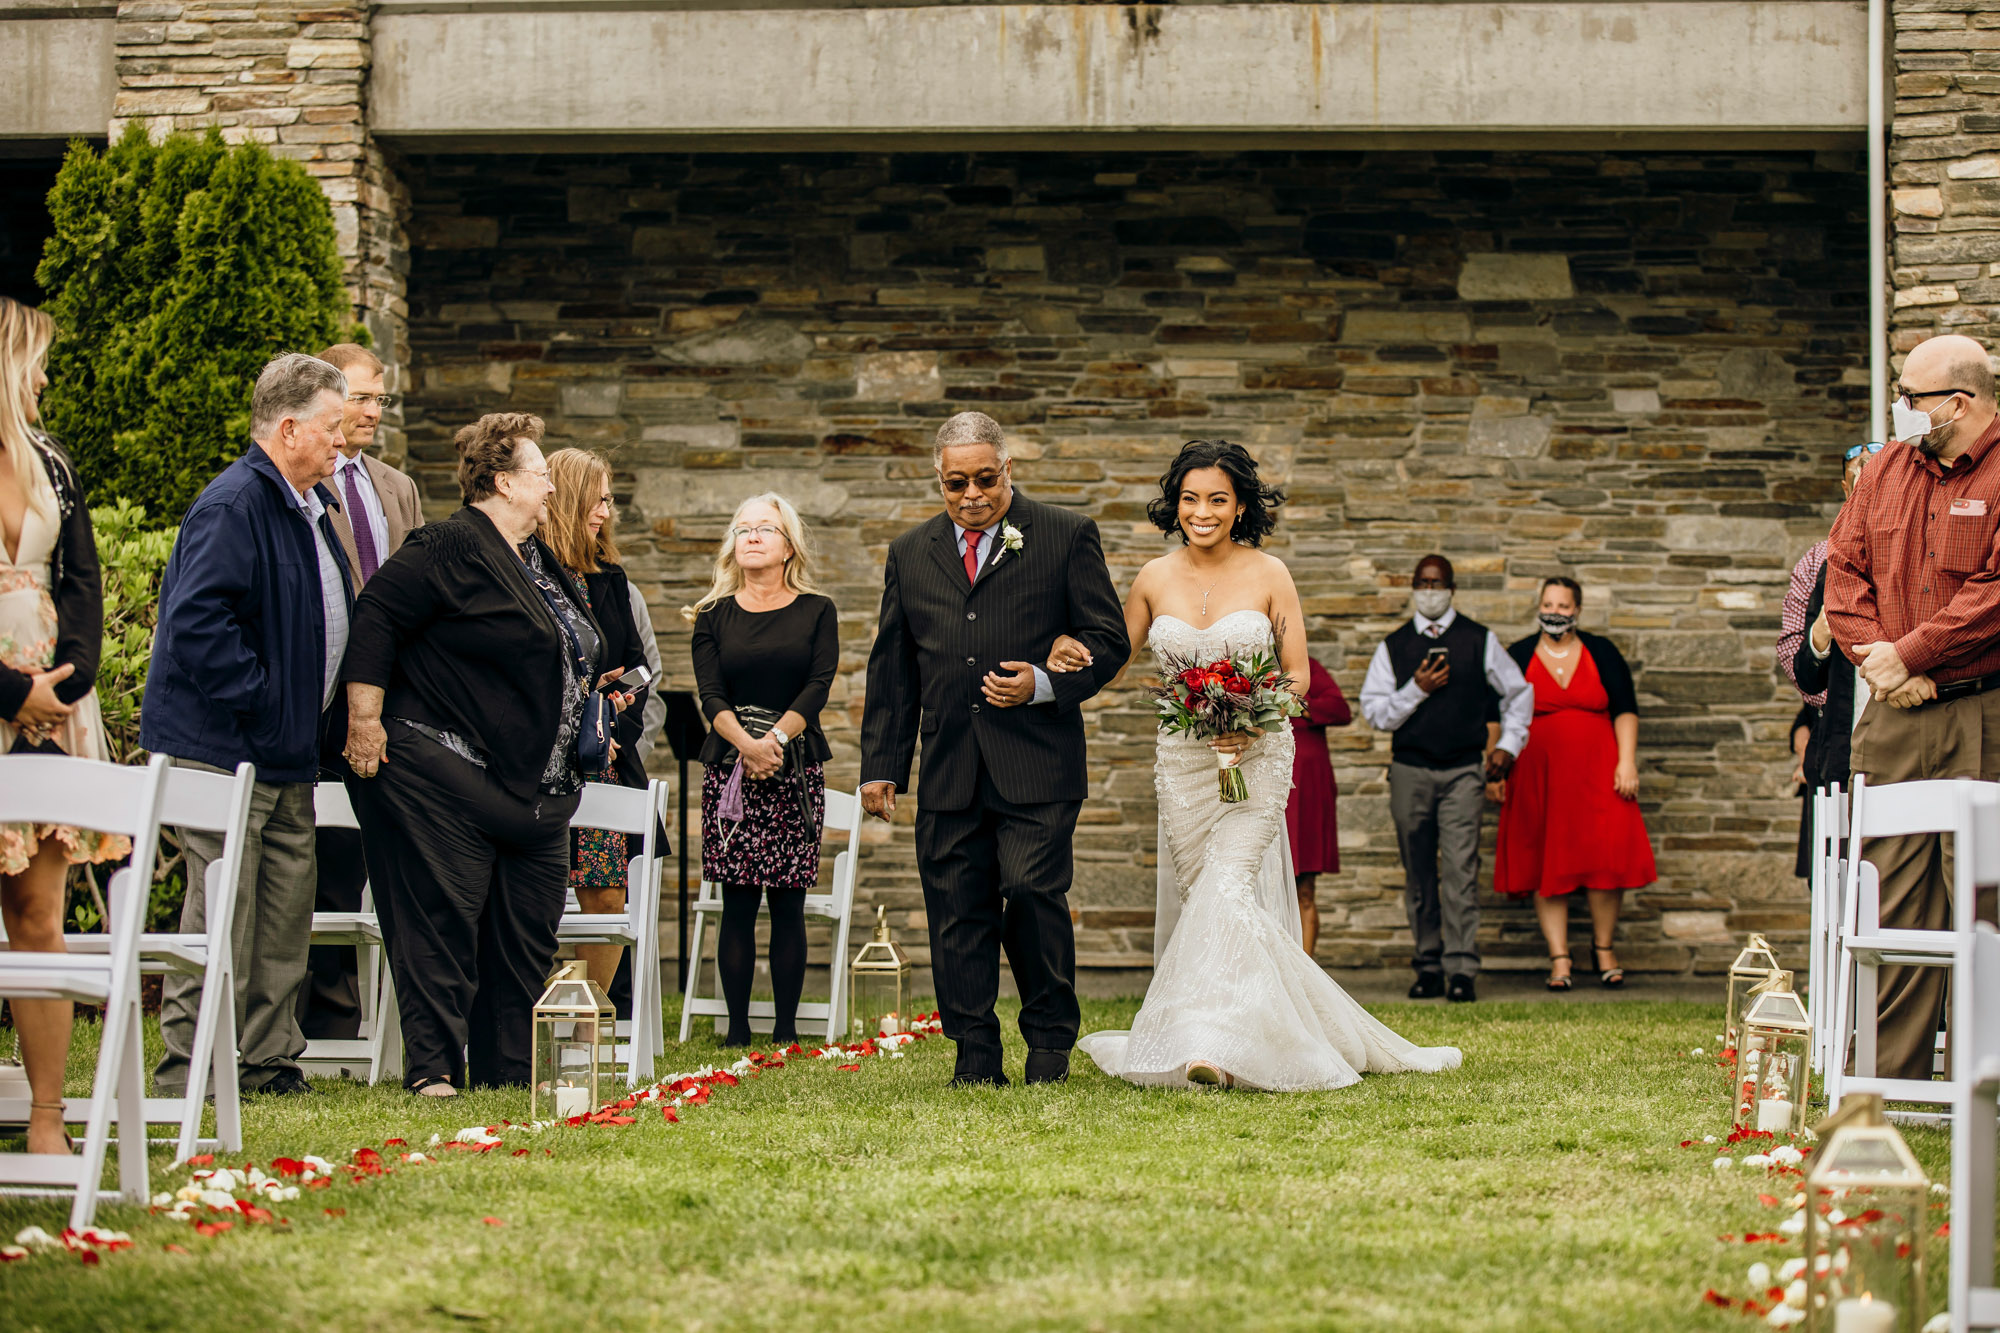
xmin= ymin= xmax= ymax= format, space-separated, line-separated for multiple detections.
xmin=539 ymin=447 xmax=621 ymax=574
xmin=0 ymin=298 xmax=60 ymax=527
xmin=680 ymin=492 xmax=819 ymax=623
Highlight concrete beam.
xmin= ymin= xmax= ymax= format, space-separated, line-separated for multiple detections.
xmin=372 ymin=2 xmax=1867 ymax=147
xmin=0 ymin=8 xmax=114 ymax=143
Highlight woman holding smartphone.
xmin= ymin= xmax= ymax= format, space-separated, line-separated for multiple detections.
xmin=684 ymin=493 xmax=837 ymax=1048
xmin=542 ymin=448 xmax=650 ymax=995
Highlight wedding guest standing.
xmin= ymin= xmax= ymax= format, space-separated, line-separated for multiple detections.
xmin=685 ymin=493 xmax=837 ymax=1049
xmin=1360 ymin=554 xmax=1532 ymax=1004
xmin=1496 ymin=577 xmax=1655 ymax=990
xmin=342 ymin=413 xmax=625 ymax=1097
xmin=1285 ymin=656 xmax=1351 ymax=957
xmin=298 ymin=342 xmax=425 ymax=1045
xmin=146 ymin=352 xmax=353 ymax=1100
xmin=0 ymin=297 xmax=121 ymax=1155
xmin=542 ymin=447 xmax=648 ymax=997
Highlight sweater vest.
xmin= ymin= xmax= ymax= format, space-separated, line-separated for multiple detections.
xmin=1385 ymin=614 xmax=1497 ymax=771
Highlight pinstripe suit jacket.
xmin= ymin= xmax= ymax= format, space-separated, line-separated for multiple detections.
xmin=860 ymin=491 xmax=1129 ymax=812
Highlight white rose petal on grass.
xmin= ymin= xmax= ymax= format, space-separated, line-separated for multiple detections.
xmin=1827 ymin=1209 xmax=1847 ymax=1225
xmin=1742 ymin=1153 xmax=1774 ymax=1169
xmin=1779 ymin=1210 xmax=1807 ymax=1237
xmin=1748 ymin=1262 xmax=1773 ymax=1288
xmin=1932 ymin=1182 xmax=1951 ymax=1196
xmin=198 ymin=1189 xmax=235 ymax=1209
xmin=1770 ymin=1146 xmax=1804 ymax=1167
xmin=0 ymin=1244 xmax=26 ymax=1261
xmin=206 ymin=1168 xmax=238 ymax=1193
xmin=1779 ymin=1258 xmax=1807 ymax=1283
xmin=1703 ymin=1136 xmax=1719 ymax=1144
xmin=1785 ymin=1279 xmax=1807 ymax=1309
xmin=1924 ymin=1313 xmax=1953 ymax=1333
xmin=14 ymin=1226 xmax=59 ymax=1251
xmin=152 ymin=1192 xmax=174 ymax=1208
xmin=1713 ymin=1157 xmax=1735 ymax=1171
xmin=1766 ymin=1305 xmax=1806 ymax=1328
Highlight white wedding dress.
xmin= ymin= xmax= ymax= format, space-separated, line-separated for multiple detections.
xmin=1078 ymin=610 xmax=1463 ymax=1091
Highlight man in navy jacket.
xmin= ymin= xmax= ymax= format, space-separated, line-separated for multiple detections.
xmin=144 ymin=353 xmax=354 ymax=1097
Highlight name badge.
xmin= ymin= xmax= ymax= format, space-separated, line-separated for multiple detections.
xmin=1951 ymin=497 xmax=1989 ymax=517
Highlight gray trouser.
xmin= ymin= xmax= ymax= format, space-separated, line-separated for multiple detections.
xmin=154 ymin=759 xmax=318 ymax=1095
xmin=1388 ymin=761 xmax=1485 ymax=979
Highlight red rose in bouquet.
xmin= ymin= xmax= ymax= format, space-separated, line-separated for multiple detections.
xmin=1151 ymin=624 xmax=1303 ymax=802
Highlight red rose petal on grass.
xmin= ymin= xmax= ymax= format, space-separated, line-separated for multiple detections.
xmin=192 ymin=1221 xmax=233 ymax=1237
xmin=164 ymin=1244 xmax=190 ymax=1255
xmin=1936 ymin=1223 xmax=1952 ymax=1238
xmin=687 ymin=1087 xmax=710 ymax=1105
xmin=352 ymin=1148 xmax=384 ymax=1169
xmin=662 ymin=1108 xmax=678 ymax=1124
xmin=482 ymin=1217 xmax=505 ymax=1227
xmin=186 ymin=1154 xmax=213 ymax=1167
xmin=711 ymin=1072 xmax=738 ymax=1087
xmin=1758 ymin=1194 xmax=1781 ymax=1208
xmin=240 ymin=1206 xmax=274 ymax=1225
xmin=1680 ymin=1140 xmax=1694 ymax=1148
xmin=384 ymin=1138 xmax=407 ymax=1147
xmin=512 ymin=1149 xmax=530 ymax=1158
xmin=1702 ymin=1289 xmax=1733 ymax=1308
xmin=323 ymin=1208 xmax=346 ymax=1218
xmin=838 ymin=1063 xmax=861 ymax=1072
xmin=271 ymin=1157 xmax=306 ymax=1177
xmin=77 ymin=1249 xmax=99 ymax=1265
xmin=0 ymin=1250 xmax=22 ymax=1263
xmin=603 ymin=1115 xmax=636 ymax=1126
xmin=543 ymin=1149 xmax=553 ymax=1156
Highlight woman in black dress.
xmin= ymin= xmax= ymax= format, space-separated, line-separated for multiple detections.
xmin=685 ymin=492 xmax=837 ymax=1047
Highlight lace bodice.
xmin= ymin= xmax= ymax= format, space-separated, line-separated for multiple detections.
xmin=1147 ymin=607 xmax=1278 ymax=670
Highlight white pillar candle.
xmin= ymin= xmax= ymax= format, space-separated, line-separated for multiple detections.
xmin=1757 ymin=1098 xmax=1795 ymax=1134
xmin=1833 ymin=1296 xmax=1897 ymax=1333
xmin=554 ymin=1084 xmax=591 ymax=1119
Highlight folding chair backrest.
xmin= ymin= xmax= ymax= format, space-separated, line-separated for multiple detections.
xmin=0 ymin=753 xmax=167 ymax=839
xmin=160 ymin=762 xmax=257 ymax=944
xmin=1853 ymin=777 xmax=1982 ymax=840
xmin=572 ymin=781 xmax=659 ymax=837
xmin=314 ymin=780 xmax=358 ymax=830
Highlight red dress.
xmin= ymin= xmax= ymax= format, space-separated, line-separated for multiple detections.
xmin=1495 ymin=645 xmax=1656 ymax=897
xmin=1286 ymin=659 xmax=1351 ymax=876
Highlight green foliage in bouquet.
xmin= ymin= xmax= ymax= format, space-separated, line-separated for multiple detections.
xmin=33 ymin=125 xmax=360 ymax=523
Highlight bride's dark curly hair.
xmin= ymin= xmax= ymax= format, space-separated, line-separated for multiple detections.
xmin=1146 ymin=439 xmax=1285 ymax=548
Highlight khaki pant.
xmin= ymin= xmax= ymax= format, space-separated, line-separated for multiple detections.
xmin=1848 ymin=689 xmax=2000 ymax=1081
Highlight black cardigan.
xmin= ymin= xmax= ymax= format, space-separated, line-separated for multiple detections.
xmin=345 ymin=506 xmax=604 ymax=800
xmin=1791 ymin=562 xmax=1855 ymax=787
xmin=580 ymin=562 xmax=651 ymax=791
xmin=1506 ymin=630 xmax=1640 ymax=719
xmin=0 ymin=432 xmax=101 ymax=722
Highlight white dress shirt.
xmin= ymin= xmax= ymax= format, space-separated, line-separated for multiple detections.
xmin=334 ymin=453 xmax=390 ymax=560
xmin=955 ymin=521 xmax=1053 ymax=705
xmin=292 ymin=482 xmax=350 ymax=709
xmin=1358 ymin=606 xmax=1533 ymax=757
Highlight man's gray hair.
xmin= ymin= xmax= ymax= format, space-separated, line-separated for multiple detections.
xmin=933 ymin=410 xmax=1010 ymax=462
xmin=250 ymin=353 xmax=346 ymax=440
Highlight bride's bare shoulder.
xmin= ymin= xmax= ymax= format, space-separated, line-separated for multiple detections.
xmin=1132 ymin=554 xmax=1178 ymax=589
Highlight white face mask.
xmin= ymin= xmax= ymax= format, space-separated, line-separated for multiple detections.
xmin=1892 ymin=398 xmax=1938 ymax=445
xmin=1412 ymin=588 xmax=1453 ymax=621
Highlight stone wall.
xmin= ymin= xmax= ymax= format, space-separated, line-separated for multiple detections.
xmin=396 ymin=149 xmax=1868 ymax=983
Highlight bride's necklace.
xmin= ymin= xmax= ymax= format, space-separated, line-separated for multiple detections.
xmin=1184 ymin=552 xmax=1226 ymax=620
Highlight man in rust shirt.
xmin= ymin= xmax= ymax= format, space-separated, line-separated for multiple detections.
xmin=1826 ymin=332 xmax=2000 ymax=1082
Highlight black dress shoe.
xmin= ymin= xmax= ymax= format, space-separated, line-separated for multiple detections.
xmin=1446 ymin=975 xmax=1477 ymax=1004
xmin=1024 ymin=1050 xmax=1069 ymax=1085
xmin=1408 ymin=973 xmax=1446 ymax=999
xmin=253 ymin=1069 xmax=315 ymax=1096
xmin=948 ymin=1071 xmax=1009 ymax=1089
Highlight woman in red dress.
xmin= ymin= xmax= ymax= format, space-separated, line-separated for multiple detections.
xmin=1285 ymin=657 xmax=1351 ymax=957
xmin=1495 ymin=577 xmax=1656 ymax=990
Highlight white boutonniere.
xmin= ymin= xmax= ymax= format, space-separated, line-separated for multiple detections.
xmin=1000 ymin=523 xmax=1024 ymax=555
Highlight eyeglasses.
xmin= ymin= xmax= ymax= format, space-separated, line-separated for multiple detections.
xmin=940 ymin=471 xmax=1005 ymax=494
xmin=509 ymin=466 xmax=551 ymax=482
xmin=346 ymin=393 xmax=398 ymax=409
xmin=1844 ymin=441 xmax=1885 ymax=462
xmin=594 ymin=494 xmax=613 ymax=509
xmin=1893 ymin=386 xmax=1969 ymax=405
xmin=731 ymin=524 xmax=784 ymax=541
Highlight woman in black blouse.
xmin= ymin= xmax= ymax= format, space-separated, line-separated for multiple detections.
xmin=685 ymin=492 xmax=838 ymax=1047
xmin=344 ymin=413 xmax=628 ymax=1096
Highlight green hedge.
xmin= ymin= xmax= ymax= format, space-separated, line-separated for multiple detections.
xmin=35 ymin=125 xmax=360 ymax=522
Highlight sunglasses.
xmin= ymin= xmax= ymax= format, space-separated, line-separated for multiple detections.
xmin=1844 ymin=441 xmax=1885 ymax=462
xmin=940 ymin=471 xmax=1006 ymax=495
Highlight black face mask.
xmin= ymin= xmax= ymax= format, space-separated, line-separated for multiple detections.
xmin=1539 ymin=613 xmax=1577 ymax=638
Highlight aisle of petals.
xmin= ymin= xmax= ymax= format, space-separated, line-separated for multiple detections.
xmin=0 ymin=1018 xmax=942 ymax=1267
xmin=1681 ymin=1033 xmax=1951 ymax=1331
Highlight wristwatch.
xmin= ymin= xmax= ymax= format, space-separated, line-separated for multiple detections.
xmin=769 ymin=725 xmax=792 ymax=747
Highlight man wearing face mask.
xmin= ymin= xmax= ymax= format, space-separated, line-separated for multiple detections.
xmin=1360 ymin=555 xmax=1534 ymax=1002
xmin=1826 ymin=332 xmax=2000 ymax=1083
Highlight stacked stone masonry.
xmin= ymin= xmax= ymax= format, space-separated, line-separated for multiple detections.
xmin=108 ymin=0 xmax=409 ymax=456
xmin=396 ymin=148 xmax=1868 ymax=980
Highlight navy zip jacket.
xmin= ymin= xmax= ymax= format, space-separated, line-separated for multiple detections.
xmin=140 ymin=442 xmax=354 ymax=782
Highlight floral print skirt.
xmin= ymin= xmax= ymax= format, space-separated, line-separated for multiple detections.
xmin=700 ymin=761 xmax=825 ymax=892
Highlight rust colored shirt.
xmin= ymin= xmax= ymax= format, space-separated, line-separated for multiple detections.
xmin=1827 ymin=415 xmax=2000 ymax=683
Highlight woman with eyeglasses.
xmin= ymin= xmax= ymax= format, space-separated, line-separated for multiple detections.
xmin=684 ymin=493 xmax=837 ymax=1047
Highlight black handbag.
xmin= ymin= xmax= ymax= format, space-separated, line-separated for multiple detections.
xmin=722 ymin=704 xmax=817 ymax=831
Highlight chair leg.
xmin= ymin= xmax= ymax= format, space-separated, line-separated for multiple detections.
xmin=177 ymin=961 xmax=222 ymax=1163
xmin=210 ymin=974 xmax=242 ymax=1156
xmin=678 ymin=907 xmax=711 ymax=1044
xmin=1855 ymin=963 xmax=1879 ymax=1079
xmin=114 ymin=997 xmax=148 ymax=1205
xmin=373 ymin=965 xmax=404 ymax=1085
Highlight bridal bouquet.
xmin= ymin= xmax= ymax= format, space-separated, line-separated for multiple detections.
xmin=1152 ymin=639 xmax=1302 ymax=803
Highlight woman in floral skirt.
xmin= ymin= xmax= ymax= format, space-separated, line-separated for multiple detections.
xmin=685 ymin=493 xmax=837 ymax=1048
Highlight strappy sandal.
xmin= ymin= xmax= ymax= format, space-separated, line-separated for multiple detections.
xmin=1185 ymin=1060 xmax=1235 ymax=1089
xmin=29 ymin=1100 xmax=74 ymax=1153
xmin=407 ymin=1076 xmax=458 ymax=1098
xmin=1545 ymin=954 xmax=1574 ymax=991
xmin=1594 ymin=944 xmax=1626 ymax=989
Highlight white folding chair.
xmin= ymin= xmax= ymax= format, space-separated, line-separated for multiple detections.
xmin=0 ymin=754 xmax=169 ymax=1229
xmin=1828 ymin=775 xmax=2000 ymax=1116
xmin=679 ymin=787 xmax=863 ymax=1044
xmin=1807 ymin=783 xmax=1849 ymax=1075
xmin=298 ymin=781 xmax=401 ymax=1086
xmin=561 ymin=778 xmax=670 ymax=1085
xmin=1949 ymin=922 xmax=2000 ymax=1332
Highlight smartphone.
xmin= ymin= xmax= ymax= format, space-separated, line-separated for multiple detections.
xmin=1422 ymin=646 xmax=1449 ymax=671
xmin=602 ymin=664 xmax=652 ymax=692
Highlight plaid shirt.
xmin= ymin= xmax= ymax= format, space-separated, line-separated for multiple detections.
xmin=1827 ymin=416 xmax=2000 ymax=683
xmin=1779 ymin=540 xmax=1829 ymax=707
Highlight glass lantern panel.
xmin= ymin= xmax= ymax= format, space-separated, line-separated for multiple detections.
xmin=850 ymin=968 xmax=906 ymax=1040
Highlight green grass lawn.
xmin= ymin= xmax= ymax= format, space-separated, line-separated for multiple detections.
xmin=0 ymin=997 xmax=1957 ymax=1331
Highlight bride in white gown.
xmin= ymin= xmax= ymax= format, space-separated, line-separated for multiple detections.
xmin=1059 ymin=442 xmax=1461 ymax=1091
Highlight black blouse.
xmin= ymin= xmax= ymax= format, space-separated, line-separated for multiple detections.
xmin=1506 ymin=630 xmax=1640 ymax=719
xmin=689 ymin=593 xmax=839 ymax=766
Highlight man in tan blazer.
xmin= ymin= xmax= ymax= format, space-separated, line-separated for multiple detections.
xmin=300 ymin=342 xmax=422 ymax=1045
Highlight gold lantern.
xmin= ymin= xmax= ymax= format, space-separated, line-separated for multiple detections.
xmin=1726 ymin=933 xmax=1784 ymax=1050
xmin=531 ymin=961 xmax=616 ymax=1122
xmin=1803 ymin=1094 xmax=1930 ymax=1333
xmin=848 ymin=905 xmax=912 ymax=1041
xmin=1734 ymin=971 xmax=1811 ymax=1137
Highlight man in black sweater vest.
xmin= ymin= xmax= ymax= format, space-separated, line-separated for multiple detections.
xmin=1359 ymin=556 xmax=1533 ymax=1003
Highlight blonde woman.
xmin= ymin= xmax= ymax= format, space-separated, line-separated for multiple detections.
xmin=541 ymin=448 xmax=650 ymax=996
xmin=0 ymin=297 xmax=122 ymax=1154
xmin=684 ymin=493 xmax=836 ymax=1047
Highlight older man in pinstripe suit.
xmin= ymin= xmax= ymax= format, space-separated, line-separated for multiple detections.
xmin=861 ymin=411 xmax=1129 ymax=1087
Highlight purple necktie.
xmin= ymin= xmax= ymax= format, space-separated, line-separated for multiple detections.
xmin=341 ymin=462 xmax=380 ymax=583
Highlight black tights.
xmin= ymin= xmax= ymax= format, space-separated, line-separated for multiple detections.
xmin=717 ymin=883 xmax=808 ymax=1046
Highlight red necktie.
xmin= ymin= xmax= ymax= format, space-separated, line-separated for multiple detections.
xmin=963 ymin=529 xmax=982 ymax=585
